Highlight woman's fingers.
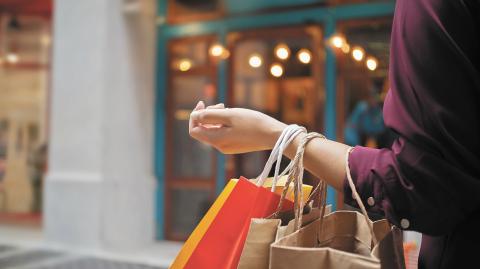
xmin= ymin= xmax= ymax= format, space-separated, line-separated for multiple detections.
xmin=206 ymin=103 xmax=225 ymax=109
xmin=189 ymin=101 xmax=231 ymax=145
xmin=189 ymin=101 xmax=206 ymax=133
xmin=194 ymin=101 xmax=206 ymax=111
xmin=189 ymin=123 xmax=230 ymax=146
xmin=190 ymin=109 xmax=232 ymax=126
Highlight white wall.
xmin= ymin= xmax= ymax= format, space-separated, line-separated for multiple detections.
xmin=45 ymin=0 xmax=157 ymax=250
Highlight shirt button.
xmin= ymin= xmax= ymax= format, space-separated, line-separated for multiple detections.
xmin=367 ymin=197 xmax=375 ymax=206
xmin=400 ymin=218 xmax=410 ymax=229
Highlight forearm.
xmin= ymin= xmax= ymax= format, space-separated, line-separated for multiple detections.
xmin=283 ymin=133 xmax=350 ymax=192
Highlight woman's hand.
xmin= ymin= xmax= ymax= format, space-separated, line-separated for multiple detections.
xmin=189 ymin=101 xmax=287 ymax=154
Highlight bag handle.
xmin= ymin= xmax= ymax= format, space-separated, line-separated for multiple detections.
xmin=274 ymin=132 xmax=327 ymax=230
xmin=255 ymin=124 xmax=306 ymax=189
xmin=283 ymin=135 xmax=378 ymax=246
xmin=345 ymin=147 xmax=378 ymax=245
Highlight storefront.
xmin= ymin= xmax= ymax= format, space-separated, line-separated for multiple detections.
xmin=155 ymin=0 xmax=395 ymax=240
xmin=0 ymin=2 xmax=51 ymax=225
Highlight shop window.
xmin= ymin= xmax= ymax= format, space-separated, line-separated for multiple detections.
xmin=335 ymin=18 xmax=394 ymax=148
xmin=227 ymin=26 xmax=324 ymax=181
xmin=0 ymin=15 xmax=50 ymax=219
xmin=165 ymin=36 xmax=218 ymax=240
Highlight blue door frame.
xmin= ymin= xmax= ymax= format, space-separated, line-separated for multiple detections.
xmin=154 ymin=0 xmax=395 ymax=240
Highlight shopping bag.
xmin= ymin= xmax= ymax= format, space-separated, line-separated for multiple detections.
xmin=170 ymin=124 xmax=309 ymax=269
xmin=268 ymin=147 xmax=405 ymax=269
xmin=238 ymin=205 xmax=332 ymax=269
xmin=238 ymin=132 xmax=329 ymax=269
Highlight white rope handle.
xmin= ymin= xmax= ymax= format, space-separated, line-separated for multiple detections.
xmin=255 ymin=124 xmax=306 ymax=188
xmin=345 ymin=147 xmax=378 ymax=245
xmin=270 ymin=127 xmax=306 ymax=191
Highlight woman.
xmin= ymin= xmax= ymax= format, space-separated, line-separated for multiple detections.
xmin=189 ymin=0 xmax=480 ymax=268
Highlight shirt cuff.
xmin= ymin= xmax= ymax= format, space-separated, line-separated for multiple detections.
xmin=343 ymin=146 xmax=386 ymax=216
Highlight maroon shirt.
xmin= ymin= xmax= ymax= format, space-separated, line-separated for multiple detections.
xmin=344 ymin=0 xmax=480 ymax=268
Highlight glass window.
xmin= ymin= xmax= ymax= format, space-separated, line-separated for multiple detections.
xmin=228 ymin=26 xmax=324 ymax=180
xmin=165 ymin=37 xmax=218 ymax=240
xmin=336 ymin=18 xmax=395 ymax=149
xmin=171 ymin=188 xmax=212 ymax=236
xmin=171 ymin=75 xmax=216 ymax=178
xmin=0 ymin=15 xmax=50 ymax=216
xmin=170 ymin=40 xmax=210 ymax=70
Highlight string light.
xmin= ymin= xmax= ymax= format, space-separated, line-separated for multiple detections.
xmin=297 ymin=49 xmax=311 ymax=64
xmin=6 ymin=53 xmax=19 ymax=64
xmin=341 ymin=43 xmax=350 ymax=54
xmin=330 ymin=34 xmax=346 ymax=49
xmin=248 ymin=54 xmax=262 ymax=68
xmin=351 ymin=47 xmax=365 ymax=61
xmin=209 ymin=44 xmax=225 ymax=57
xmin=178 ymin=59 xmax=192 ymax=71
xmin=270 ymin=63 xmax=283 ymax=77
xmin=274 ymin=43 xmax=290 ymax=60
xmin=366 ymin=57 xmax=378 ymax=71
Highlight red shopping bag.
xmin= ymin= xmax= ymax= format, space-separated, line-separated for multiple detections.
xmin=182 ymin=177 xmax=294 ymax=269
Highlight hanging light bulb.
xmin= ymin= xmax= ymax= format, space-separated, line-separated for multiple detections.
xmin=270 ymin=63 xmax=284 ymax=77
xmin=6 ymin=53 xmax=19 ymax=64
xmin=329 ymin=34 xmax=346 ymax=49
xmin=248 ymin=54 xmax=262 ymax=68
xmin=297 ymin=49 xmax=311 ymax=64
xmin=341 ymin=43 xmax=350 ymax=54
xmin=351 ymin=47 xmax=365 ymax=61
xmin=366 ymin=57 xmax=378 ymax=71
xmin=209 ymin=44 xmax=225 ymax=57
xmin=274 ymin=43 xmax=290 ymax=60
xmin=178 ymin=58 xmax=192 ymax=71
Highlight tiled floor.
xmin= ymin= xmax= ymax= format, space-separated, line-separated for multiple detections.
xmin=0 ymin=225 xmax=182 ymax=269
xmin=0 ymin=248 xmax=166 ymax=269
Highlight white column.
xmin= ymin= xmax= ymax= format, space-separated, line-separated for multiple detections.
xmin=45 ymin=0 xmax=157 ymax=250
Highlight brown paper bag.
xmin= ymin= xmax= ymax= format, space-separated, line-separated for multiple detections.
xmin=269 ymin=211 xmax=405 ymax=269
xmin=238 ymin=206 xmax=331 ymax=269
xmin=268 ymin=147 xmax=405 ymax=269
xmin=238 ymin=133 xmax=330 ymax=269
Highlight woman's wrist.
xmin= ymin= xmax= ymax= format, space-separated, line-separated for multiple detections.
xmin=263 ymin=121 xmax=288 ymax=150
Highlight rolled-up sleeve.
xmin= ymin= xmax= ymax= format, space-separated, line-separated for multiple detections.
xmin=344 ymin=138 xmax=480 ymax=236
xmin=343 ymin=0 xmax=480 ymax=236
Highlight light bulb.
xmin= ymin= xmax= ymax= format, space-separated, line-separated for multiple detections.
xmin=248 ymin=54 xmax=262 ymax=68
xmin=6 ymin=53 xmax=19 ymax=64
xmin=341 ymin=43 xmax=350 ymax=54
xmin=275 ymin=43 xmax=290 ymax=60
xmin=352 ymin=47 xmax=364 ymax=61
xmin=366 ymin=57 xmax=378 ymax=71
xmin=209 ymin=44 xmax=225 ymax=57
xmin=178 ymin=59 xmax=192 ymax=71
xmin=297 ymin=49 xmax=311 ymax=64
xmin=330 ymin=35 xmax=345 ymax=49
xmin=270 ymin=63 xmax=284 ymax=77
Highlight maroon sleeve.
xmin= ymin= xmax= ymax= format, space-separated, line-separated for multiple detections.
xmin=344 ymin=0 xmax=480 ymax=236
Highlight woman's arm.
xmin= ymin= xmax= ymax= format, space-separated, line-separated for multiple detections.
xmin=189 ymin=102 xmax=350 ymax=191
